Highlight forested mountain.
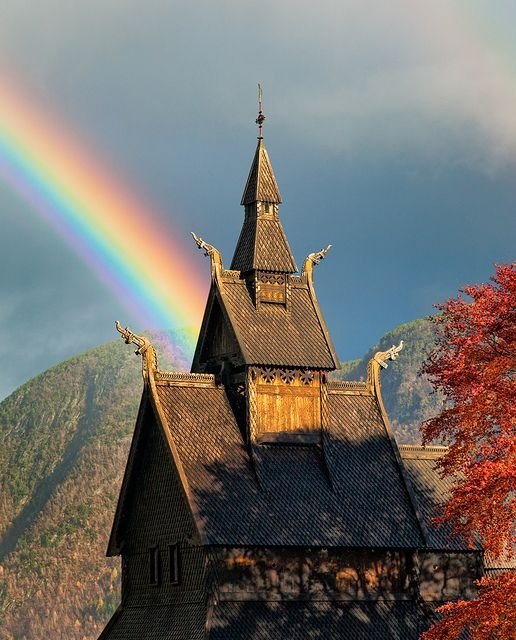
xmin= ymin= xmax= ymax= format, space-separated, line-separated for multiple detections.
xmin=0 ymin=318 xmax=439 ymax=639
xmin=334 ymin=317 xmax=441 ymax=443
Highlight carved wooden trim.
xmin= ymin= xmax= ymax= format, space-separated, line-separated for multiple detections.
xmin=253 ymin=367 xmax=317 ymax=386
xmin=327 ymin=380 xmax=371 ymax=396
xmin=398 ymin=444 xmax=448 ymax=460
xmin=246 ymin=367 xmax=258 ymax=444
xmin=115 ymin=321 xmax=157 ymax=382
xmin=221 ymin=269 xmax=242 ymax=279
xmin=321 ymin=376 xmax=330 ymax=432
xmin=154 ymin=371 xmax=217 ymax=388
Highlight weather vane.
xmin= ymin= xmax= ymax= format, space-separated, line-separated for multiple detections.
xmin=256 ymin=83 xmax=265 ymax=138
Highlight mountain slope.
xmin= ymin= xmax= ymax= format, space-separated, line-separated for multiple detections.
xmin=0 ymin=319 xmax=438 ymax=639
xmin=0 ymin=333 xmax=185 ymax=640
xmin=334 ymin=317 xmax=441 ymax=443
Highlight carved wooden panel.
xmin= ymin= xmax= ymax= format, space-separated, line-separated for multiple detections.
xmin=258 ymin=282 xmax=286 ymax=304
xmin=254 ymin=369 xmax=321 ymax=433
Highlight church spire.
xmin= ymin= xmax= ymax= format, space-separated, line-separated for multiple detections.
xmin=232 ymin=87 xmax=296 ymax=273
xmin=240 ymin=138 xmax=282 ymax=206
xmin=240 ymin=86 xmax=282 ymax=206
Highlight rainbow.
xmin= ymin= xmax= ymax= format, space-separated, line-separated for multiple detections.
xmin=0 ymin=73 xmax=207 ymax=360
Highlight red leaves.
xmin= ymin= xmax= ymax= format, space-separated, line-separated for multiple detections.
xmin=421 ymin=264 xmax=516 ymax=639
xmin=421 ymin=574 xmax=516 ymax=640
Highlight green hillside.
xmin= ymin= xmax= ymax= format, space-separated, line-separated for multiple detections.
xmin=0 ymin=333 xmax=185 ymax=640
xmin=0 ymin=319 xmax=439 ymax=639
xmin=333 ymin=317 xmax=441 ymax=443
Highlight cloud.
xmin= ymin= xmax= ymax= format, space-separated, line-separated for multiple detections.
xmin=0 ymin=0 xmax=515 ymax=396
xmin=1 ymin=1 xmax=515 ymax=170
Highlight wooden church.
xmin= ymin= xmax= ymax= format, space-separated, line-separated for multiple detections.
xmin=99 ymin=105 xmax=483 ymax=639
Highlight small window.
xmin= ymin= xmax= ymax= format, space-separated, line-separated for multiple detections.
xmin=149 ymin=546 xmax=161 ymax=586
xmin=264 ymin=203 xmax=271 ymax=213
xmin=169 ymin=543 xmax=180 ymax=585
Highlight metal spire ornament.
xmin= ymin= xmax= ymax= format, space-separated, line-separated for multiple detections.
xmin=256 ymin=83 xmax=265 ymax=139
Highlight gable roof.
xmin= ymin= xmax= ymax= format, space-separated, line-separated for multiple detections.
xmin=107 ymin=371 xmax=478 ymax=554
xmin=149 ymin=376 xmax=430 ymax=548
xmin=216 ymin=274 xmax=337 ymax=368
xmin=398 ymin=445 xmax=470 ymax=550
xmin=106 ymin=379 xmax=205 ymax=556
xmin=100 ymin=600 xmax=429 ymax=640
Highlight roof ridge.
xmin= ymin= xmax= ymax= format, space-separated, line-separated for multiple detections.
xmin=398 ymin=444 xmax=449 ymax=460
xmin=154 ymin=370 xmax=216 ymax=384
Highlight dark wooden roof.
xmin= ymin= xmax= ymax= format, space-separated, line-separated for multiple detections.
xmin=101 ymin=600 xmax=428 ymax=639
xmin=109 ymin=375 xmax=475 ymax=551
xmin=208 ymin=600 xmax=426 ymax=639
xmin=241 ymin=139 xmax=282 ymax=205
xmin=230 ymin=215 xmax=297 ymax=273
xmin=232 ymin=137 xmax=297 ymax=273
xmin=216 ymin=274 xmax=336 ymax=368
xmin=146 ymin=377 xmax=431 ymax=548
xmin=398 ymin=445 xmax=469 ymax=550
xmin=98 ymin=603 xmax=206 ymax=640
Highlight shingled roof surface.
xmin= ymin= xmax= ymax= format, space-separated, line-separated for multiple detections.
xmin=208 ymin=600 xmax=426 ymax=639
xmin=230 ymin=216 xmax=297 ymax=273
xmin=98 ymin=603 xmax=206 ymax=640
xmin=240 ymin=139 xmax=282 ymax=205
xmin=398 ymin=446 xmax=469 ymax=550
xmin=218 ymin=278 xmax=336 ymax=368
xmin=101 ymin=600 xmax=428 ymax=640
xmin=155 ymin=382 xmax=426 ymax=548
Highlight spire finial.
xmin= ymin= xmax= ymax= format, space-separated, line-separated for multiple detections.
xmin=255 ymin=83 xmax=265 ymax=139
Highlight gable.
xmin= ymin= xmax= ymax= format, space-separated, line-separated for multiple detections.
xmin=219 ymin=277 xmax=336 ymax=368
xmin=107 ymin=393 xmax=199 ymax=556
xmin=196 ymin=291 xmax=241 ymax=370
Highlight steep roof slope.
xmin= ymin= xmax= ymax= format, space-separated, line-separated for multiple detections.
xmin=217 ymin=275 xmax=336 ymax=368
xmin=146 ymin=376 xmax=429 ymax=548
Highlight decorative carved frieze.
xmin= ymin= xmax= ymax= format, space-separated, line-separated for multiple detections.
xmin=258 ymin=272 xmax=285 ymax=285
xmin=252 ymin=367 xmax=317 ymax=386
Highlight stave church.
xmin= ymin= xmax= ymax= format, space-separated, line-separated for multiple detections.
xmin=98 ymin=101 xmax=485 ymax=639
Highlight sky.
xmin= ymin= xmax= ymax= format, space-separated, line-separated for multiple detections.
xmin=1 ymin=0 xmax=515 ymax=400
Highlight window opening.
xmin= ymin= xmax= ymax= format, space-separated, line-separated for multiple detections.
xmin=169 ymin=543 xmax=180 ymax=584
xmin=149 ymin=546 xmax=161 ymax=586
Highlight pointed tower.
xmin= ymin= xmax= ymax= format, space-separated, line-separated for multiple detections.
xmin=232 ymin=137 xmax=297 ymax=276
xmin=191 ymin=96 xmax=338 ymax=441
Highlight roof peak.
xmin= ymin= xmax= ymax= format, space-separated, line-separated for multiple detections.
xmin=241 ymin=86 xmax=282 ymax=205
xmin=240 ymin=137 xmax=282 ymax=206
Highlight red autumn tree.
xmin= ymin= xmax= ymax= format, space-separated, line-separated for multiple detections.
xmin=420 ymin=263 xmax=516 ymax=640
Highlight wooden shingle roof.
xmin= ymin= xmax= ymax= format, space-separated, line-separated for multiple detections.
xmin=232 ymin=137 xmax=297 ymax=273
xmin=241 ymin=139 xmax=281 ymax=205
xmin=208 ymin=600 xmax=426 ymax=639
xmin=230 ymin=215 xmax=297 ymax=273
xmin=101 ymin=600 xmax=428 ymax=639
xmin=147 ymin=377 xmax=429 ymax=548
xmin=398 ymin=445 xmax=469 ymax=550
xmin=217 ymin=275 xmax=336 ymax=368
